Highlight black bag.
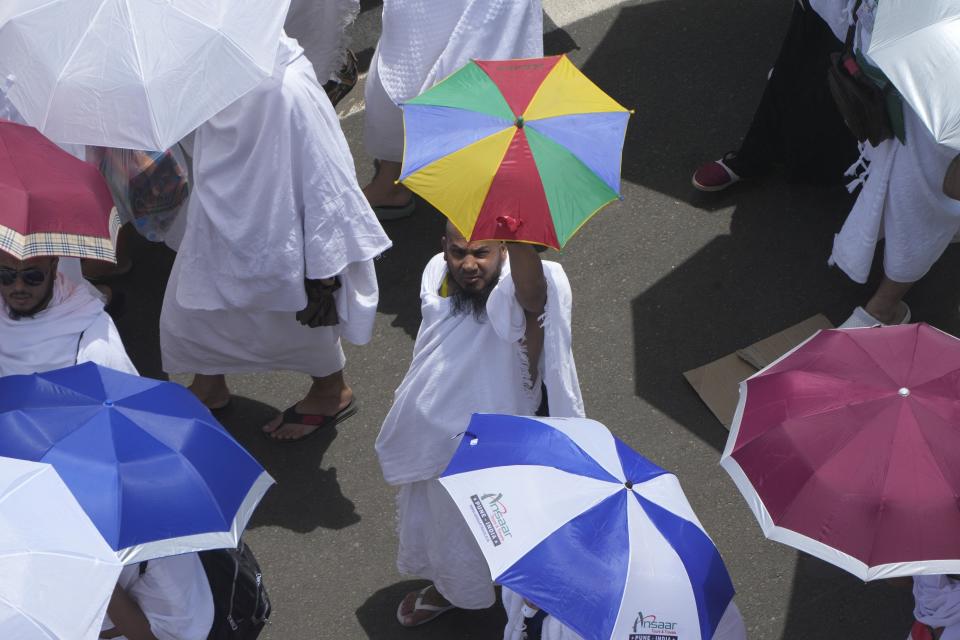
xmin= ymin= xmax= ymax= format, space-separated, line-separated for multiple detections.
xmin=826 ymin=0 xmax=894 ymax=146
xmin=295 ymin=277 xmax=341 ymax=328
xmin=943 ymin=154 xmax=960 ymax=200
xmin=139 ymin=541 xmax=271 ymax=640
xmin=201 ymin=542 xmax=271 ymax=640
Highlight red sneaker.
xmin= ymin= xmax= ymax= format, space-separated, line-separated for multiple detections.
xmin=692 ymin=153 xmax=741 ymax=192
xmin=911 ymin=621 xmax=935 ymax=640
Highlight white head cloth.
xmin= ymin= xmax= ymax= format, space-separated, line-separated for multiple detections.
xmin=0 ymin=272 xmax=135 ymax=376
xmin=914 ymin=576 xmax=960 ymax=630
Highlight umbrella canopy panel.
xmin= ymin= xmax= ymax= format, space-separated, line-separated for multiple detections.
xmin=0 ymin=456 xmax=121 ymax=640
xmin=0 ymin=0 xmax=292 ymax=150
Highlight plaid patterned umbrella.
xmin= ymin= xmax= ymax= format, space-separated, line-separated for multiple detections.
xmin=0 ymin=120 xmax=117 ymax=261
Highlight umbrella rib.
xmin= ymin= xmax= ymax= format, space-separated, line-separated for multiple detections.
xmin=871 ymin=18 xmax=960 ymax=51
xmin=773 ymin=406 xmax=897 ymax=532
xmin=838 ymin=331 xmax=901 ymax=388
xmin=0 ymin=592 xmax=58 ymax=638
xmin=859 ymin=401 xmax=909 ymax=568
xmin=0 ymin=466 xmax=46 ymax=506
xmin=43 ymin=0 xmax=113 ymax=131
xmin=122 ymin=0 xmax=160 ymax=146
xmin=165 ymin=4 xmax=264 ymax=72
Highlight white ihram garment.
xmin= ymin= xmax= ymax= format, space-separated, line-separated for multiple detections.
xmin=101 ymin=554 xmax=213 ymax=640
xmin=826 ymin=1 xmax=960 ymax=284
xmin=364 ymin=0 xmax=544 ymax=161
xmin=502 ymin=588 xmax=749 ymax=640
xmin=160 ymin=35 xmax=391 ymax=376
xmin=376 ymin=253 xmax=583 ymax=608
xmin=908 ymin=576 xmax=960 ymax=640
xmin=0 ymin=273 xmax=136 ymax=377
xmin=284 ymin=0 xmax=360 ymax=82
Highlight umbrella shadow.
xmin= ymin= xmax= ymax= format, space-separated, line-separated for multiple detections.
xmin=778 ymin=555 xmax=913 ymax=638
xmin=355 ymin=580 xmax=506 ymax=640
xmin=372 ymin=199 xmax=448 ymax=339
xmin=213 ymin=395 xmax=361 ymax=533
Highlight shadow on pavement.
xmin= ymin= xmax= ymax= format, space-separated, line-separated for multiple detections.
xmin=373 ymin=199 xmax=447 ymax=339
xmin=578 ymin=0 xmax=785 ymax=211
xmin=216 ymin=395 xmax=362 ymax=533
xmin=356 ymin=580 xmax=505 ymax=640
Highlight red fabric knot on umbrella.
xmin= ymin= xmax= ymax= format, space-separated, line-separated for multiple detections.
xmin=496 ymin=215 xmax=523 ymax=233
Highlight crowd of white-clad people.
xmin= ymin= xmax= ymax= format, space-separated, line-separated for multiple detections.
xmin=1 ymin=0 xmax=958 ymax=638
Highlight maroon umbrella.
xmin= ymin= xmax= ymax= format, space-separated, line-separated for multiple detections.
xmin=0 ymin=120 xmax=116 ymax=261
xmin=721 ymin=323 xmax=960 ymax=580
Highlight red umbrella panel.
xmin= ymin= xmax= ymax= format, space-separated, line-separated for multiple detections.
xmin=721 ymin=323 xmax=960 ymax=580
xmin=0 ymin=120 xmax=117 ymax=262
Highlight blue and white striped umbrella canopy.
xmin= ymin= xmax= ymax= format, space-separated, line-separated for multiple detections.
xmin=440 ymin=414 xmax=735 ymax=640
xmin=0 ymin=456 xmax=122 ymax=640
xmin=0 ymin=363 xmax=274 ymax=564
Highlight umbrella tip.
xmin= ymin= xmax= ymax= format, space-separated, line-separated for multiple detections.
xmin=898 ymin=387 xmax=910 ymax=397
xmin=624 ymin=481 xmax=633 ymax=490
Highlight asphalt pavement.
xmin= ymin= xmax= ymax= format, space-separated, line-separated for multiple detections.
xmin=112 ymin=1 xmax=960 ymax=638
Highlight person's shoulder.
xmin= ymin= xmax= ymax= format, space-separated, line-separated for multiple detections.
xmin=423 ymin=253 xmax=446 ymax=279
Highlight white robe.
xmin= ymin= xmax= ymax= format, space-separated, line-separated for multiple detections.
xmin=364 ymin=0 xmax=544 ymax=161
xmin=909 ymin=576 xmax=960 ymax=640
xmin=160 ymin=35 xmax=391 ymax=376
xmin=101 ymin=554 xmax=213 ymax=640
xmin=376 ymin=253 xmax=583 ymax=609
xmin=0 ymin=273 xmax=136 ymax=377
xmin=502 ymin=588 xmax=749 ymax=640
xmin=825 ymin=1 xmax=960 ymax=284
xmin=284 ymin=0 xmax=360 ymax=82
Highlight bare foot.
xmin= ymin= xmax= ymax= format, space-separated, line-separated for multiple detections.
xmin=397 ymin=585 xmax=453 ymax=627
xmin=187 ymin=374 xmax=231 ymax=410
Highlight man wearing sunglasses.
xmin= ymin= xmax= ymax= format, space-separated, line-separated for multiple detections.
xmin=0 ymin=252 xmax=136 ymax=377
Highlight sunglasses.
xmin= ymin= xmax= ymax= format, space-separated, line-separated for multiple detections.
xmin=0 ymin=267 xmax=48 ymax=287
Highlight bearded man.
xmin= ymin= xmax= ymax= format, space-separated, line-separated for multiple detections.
xmin=0 ymin=252 xmax=136 ymax=376
xmin=375 ymin=222 xmax=584 ymax=627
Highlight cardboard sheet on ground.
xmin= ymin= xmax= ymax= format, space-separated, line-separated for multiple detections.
xmin=683 ymin=315 xmax=834 ymax=429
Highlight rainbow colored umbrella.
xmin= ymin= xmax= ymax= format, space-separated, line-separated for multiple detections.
xmin=399 ymin=55 xmax=630 ymax=249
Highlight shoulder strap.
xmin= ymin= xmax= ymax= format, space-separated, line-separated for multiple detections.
xmin=75 ymin=329 xmax=86 ymax=365
xmin=844 ymin=0 xmax=865 ymax=49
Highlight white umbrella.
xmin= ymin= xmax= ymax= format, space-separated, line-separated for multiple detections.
xmin=0 ymin=0 xmax=292 ymax=150
xmin=0 ymin=456 xmax=122 ymax=640
xmin=868 ymin=0 xmax=960 ymax=150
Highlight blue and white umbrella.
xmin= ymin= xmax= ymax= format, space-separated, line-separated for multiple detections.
xmin=0 ymin=456 xmax=122 ymax=640
xmin=439 ymin=414 xmax=735 ymax=640
xmin=0 ymin=363 xmax=274 ymax=564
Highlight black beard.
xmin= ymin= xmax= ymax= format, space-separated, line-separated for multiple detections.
xmin=449 ymin=278 xmax=497 ymax=321
xmin=6 ymin=283 xmax=55 ymax=320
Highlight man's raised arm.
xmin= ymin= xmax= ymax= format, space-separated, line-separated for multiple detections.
xmin=507 ymin=243 xmax=547 ymax=315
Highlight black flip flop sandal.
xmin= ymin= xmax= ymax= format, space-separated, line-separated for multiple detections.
xmin=264 ymin=399 xmax=358 ymax=443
